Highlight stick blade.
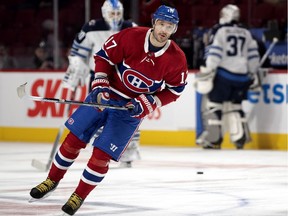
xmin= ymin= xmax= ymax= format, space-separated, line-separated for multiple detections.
xmin=17 ymin=82 xmax=28 ymax=99
xmin=31 ymin=159 xmax=49 ymax=172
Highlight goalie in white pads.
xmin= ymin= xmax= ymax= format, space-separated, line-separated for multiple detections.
xmin=62 ymin=0 xmax=140 ymax=166
xmin=195 ymin=4 xmax=260 ymax=149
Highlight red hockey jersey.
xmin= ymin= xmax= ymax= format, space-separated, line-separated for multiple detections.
xmin=94 ymin=26 xmax=188 ymax=106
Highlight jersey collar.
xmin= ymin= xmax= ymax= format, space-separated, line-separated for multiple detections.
xmin=144 ymin=29 xmax=171 ymax=57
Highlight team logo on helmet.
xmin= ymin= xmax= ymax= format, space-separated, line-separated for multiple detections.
xmin=122 ymin=69 xmax=154 ymax=93
xmin=152 ymin=5 xmax=179 ymax=25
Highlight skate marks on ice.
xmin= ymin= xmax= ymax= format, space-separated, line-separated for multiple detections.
xmin=0 ymin=178 xmax=249 ymax=216
xmin=0 ymin=142 xmax=287 ymax=216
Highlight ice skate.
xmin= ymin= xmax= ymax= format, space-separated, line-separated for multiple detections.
xmin=196 ymin=131 xmax=221 ymax=149
xmin=119 ymin=140 xmax=141 ymax=168
xmin=119 ymin=161 xmax=132 ymax=168
xmin=202 ymin=143 xmax=221 ymax=149
xmin=197 ymin=139 xmax=221 ymax=149
xmin=235 ymin=138 xmax=245 ymax=149
xmin=29 ymin=177 xmax=58 ymax=202
xmin=61 ymin=192 xmax=84 ymax=216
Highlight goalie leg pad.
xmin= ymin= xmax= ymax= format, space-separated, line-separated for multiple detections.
xmin=197 ymin=100 xmax=224 ymax=148
xmin=226 ymin=103 xmax=251 ymax=149
xmin=120 ymin=130 xmax=141 ymax=162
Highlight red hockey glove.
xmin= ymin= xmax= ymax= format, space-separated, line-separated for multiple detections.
xmin=91 ymin=77 xmax=110 ymax=110
xmin=126 ymin=94 xmax=157 ymax=119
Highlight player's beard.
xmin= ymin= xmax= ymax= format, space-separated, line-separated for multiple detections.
xmin=151 ymin=30 xmax=168 ymax=46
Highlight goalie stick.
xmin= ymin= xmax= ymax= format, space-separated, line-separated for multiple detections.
xmin=31 ymin=87 xmax=77 ymax=172
xmin=17 ymin=82 xmax=129 ymax=110
xmin=255 ymin=37 xmax=279 ymax=86
xmin=260 ymin=37 xmax=278 ymax=66
xmin=247 ymin=37 xmax=278 ymax=122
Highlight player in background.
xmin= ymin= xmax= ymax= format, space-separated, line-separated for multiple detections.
xmin=194 ymin=4 xmax=260 ymax=149
xmin=29 ymin=5 xmax=188 ymax=215
xmin=62 ymin=0 xmax=140 ymax=167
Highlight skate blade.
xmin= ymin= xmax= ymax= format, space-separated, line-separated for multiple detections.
xmin=28 ymin=195 xmax=47 ymax=203
xmin=28 ymin=188 xmax=56 ymax=203
xmin=62 ymin=212 xmax=72 ymax=216
xmin=28 ymin=197 xmax=39 ymax=203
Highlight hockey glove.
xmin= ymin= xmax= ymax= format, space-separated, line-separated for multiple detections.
xmin=91 ymin=76 xmax=110 ymax=110
xmin=126 ymin=94 xmax=157 ymax=119
xmin=249 ymin=68 xmax=269 ymax=91
xmin=62 ymin=56 xmax=90 ymax=90
xmin=194 ymin=66 xmax=215 ymax=94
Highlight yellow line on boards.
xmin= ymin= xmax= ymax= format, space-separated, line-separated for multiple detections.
xmin=0 ymin=127 xmax=287 ymax=150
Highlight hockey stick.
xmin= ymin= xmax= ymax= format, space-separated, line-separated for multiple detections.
xmin=31 ymin=87 xmax=77 ymax=172
xmin=17 ymin=82 xmax=129 ymax=110
xmin=256 ymin=37 xmax=279 ymax=85
xmin=247 ymin=37 xmax=278 ymax=122
xmin=31 ymin=122 xmax=64 ymax=171
xmin=260 ymin=37 xmax=278 ymax=66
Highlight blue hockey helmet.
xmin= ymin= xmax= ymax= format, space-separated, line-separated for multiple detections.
xmin=152 ymin=5 xmax=179 ymax=25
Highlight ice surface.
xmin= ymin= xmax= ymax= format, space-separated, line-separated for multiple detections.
xmin=0 ymin=142 xmax=287 ymax=216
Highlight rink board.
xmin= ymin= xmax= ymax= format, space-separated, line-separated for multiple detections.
xmin=0 ymin=127 xmax=287 ymax=150
xmin=0 ymin=70 xmax=287 ymax=150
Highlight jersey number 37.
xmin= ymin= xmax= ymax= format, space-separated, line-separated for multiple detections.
xmin=227 ymin=35 xmax=246 ymax=56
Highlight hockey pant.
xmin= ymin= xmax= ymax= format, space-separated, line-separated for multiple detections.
xmin=88 ymin=71 xmax=140 ymax=161
xmin=89 ymin=128 xmax=141 ymax=162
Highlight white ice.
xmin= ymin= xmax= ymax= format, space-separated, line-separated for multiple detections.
xmin=0 ymin=142 xmax=287 ymax=216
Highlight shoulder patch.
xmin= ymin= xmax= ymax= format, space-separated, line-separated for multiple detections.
xmin=82 ymin=19 xmax=109 ymax=33
xmin=77 ymin=30 xmax=86 ymax=41
xmin=89 ymin=19 xmax=96 ymax=26
xmin=121 ymin=21 xmax=134 ymax=30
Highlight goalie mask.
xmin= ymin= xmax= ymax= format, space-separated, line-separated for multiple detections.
xmin=219 ymin=4 xmax=240 ymax=24
xmin=101 ymin=0 xmax=124 ymax=31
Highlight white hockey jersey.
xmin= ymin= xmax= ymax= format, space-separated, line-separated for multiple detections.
xmin=205 ymin=22 xmax=260 ymax=74
xmin=70 ymin=19 xmax=136 ymax=71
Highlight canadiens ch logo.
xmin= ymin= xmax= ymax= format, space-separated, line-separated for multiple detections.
xmin=122 ymin=69 xmax=154 ymax=93
xmin=67 ymin=118 xmax=74 ymax=125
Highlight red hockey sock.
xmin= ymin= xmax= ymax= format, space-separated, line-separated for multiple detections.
xmin=48 ymin=132 xmax=86 ymax=182
xmin=75 ymin=148 xmax=111 ymax=199
xmin=75 ymin=179 xmax=96 ymax=200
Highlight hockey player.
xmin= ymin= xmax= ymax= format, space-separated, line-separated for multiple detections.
xmin=62 ymin=0 xmax=140 ymax=167
xmin=30 ymin=5 xmax=188 ymax=216
xmin=195 ymin=4 xmax=260 ymax=149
